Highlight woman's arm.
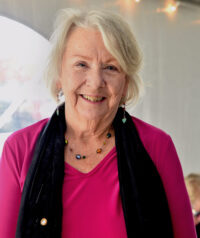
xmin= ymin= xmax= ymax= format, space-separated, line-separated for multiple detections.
xmin=133 ymin=116 xmax=196 ymax=237
xmin=0 ymin=139 xmax=22 ymax=238
xmin=0 ymin=119 xmax=48 ymax=238
xmin=156 ymin=135 xmax=197 ymax=238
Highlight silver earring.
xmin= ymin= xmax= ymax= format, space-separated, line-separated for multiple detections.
xmin=122 ymin=103 xmax=127 ymax=124
xmin=56 ymin=89 xmax=63 ymax=116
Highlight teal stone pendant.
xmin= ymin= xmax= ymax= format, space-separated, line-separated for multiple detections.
xmin=56 ymin=108 xmax=59 ymax=116
xmin=106 ymin=132 xmax=112 ymax=138
xmin=122 ymin=118 xmax=127 ymax=124
xmin=122 ymin=102 xmax=127 ymax=124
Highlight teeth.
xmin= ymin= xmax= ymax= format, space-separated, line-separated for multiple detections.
xmin=82 ymin=95 xmax=104 ymax=102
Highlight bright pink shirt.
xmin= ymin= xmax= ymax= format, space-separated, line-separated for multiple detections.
xmin=62 ymin=147 xmax=127 ymax=238
xmin=0 ymin=117 xmax=197 ymax=238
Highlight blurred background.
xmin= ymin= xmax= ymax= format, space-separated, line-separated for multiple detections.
xmin=0 ymin=0 xmax=199 ymax=175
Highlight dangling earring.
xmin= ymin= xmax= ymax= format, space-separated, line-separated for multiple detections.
xmin=122 ymin=102 xmax=127 ymax=124
xmin=56 ymin=89 xmax=63 ymax=116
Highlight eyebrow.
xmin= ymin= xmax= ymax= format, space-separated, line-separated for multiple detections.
xmin=72 ymin=55 xmax=92 ymax=60
xmin=72 ymin=55 xmax=118 ymax=64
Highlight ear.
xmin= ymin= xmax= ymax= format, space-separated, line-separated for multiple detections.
xmin=56 ymin=80 xmax=62 ymax=90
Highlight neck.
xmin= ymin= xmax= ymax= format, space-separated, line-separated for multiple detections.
xmin=64 ymin=111 xmax=115 ymax=141
xmin=66 ymin=117 xmax=113 ymax=140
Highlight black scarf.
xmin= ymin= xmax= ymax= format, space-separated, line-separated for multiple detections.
xmin=16 ymin=104 xmax=173 ymax=238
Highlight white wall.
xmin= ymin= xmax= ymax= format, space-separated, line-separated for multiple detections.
xmin=126 ymin=0 xmax=200 ymax=175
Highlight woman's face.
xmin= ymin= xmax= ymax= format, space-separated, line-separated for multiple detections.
xmin=58 ymin=27 xmax=128 ymax=122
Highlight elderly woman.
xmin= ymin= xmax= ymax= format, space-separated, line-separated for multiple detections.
xmin=185 ymin=173 xmax=200 ymax=237
xmin=0 ymin=8 xmax=197 ymax=238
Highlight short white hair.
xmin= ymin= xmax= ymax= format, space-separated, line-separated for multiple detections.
xmin=44 ymin=8 xmax=143 ymax=105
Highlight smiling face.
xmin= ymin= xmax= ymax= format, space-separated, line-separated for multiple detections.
xmin=58 ymin=27 xmax=128 ymax=123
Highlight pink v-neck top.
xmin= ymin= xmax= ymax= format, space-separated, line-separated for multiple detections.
xmin=62 ymin=147 xmax=127 ymax=238
xmin=0 ymin=117 xmax=197 ymax=238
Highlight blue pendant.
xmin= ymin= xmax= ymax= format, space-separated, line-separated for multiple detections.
xmin=76 ymin=154 xmax=81 ymax=160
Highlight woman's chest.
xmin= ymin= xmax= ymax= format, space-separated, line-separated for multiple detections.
xmin=64 ymin=138 xmax=115 ymax=174
xmin=62 ymin=154 xmax=127 ymax=238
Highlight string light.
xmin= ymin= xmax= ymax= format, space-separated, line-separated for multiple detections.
xmin=157 ymin=1 xmax=180 ymax=16
xmin=165 ymin=2 xmax=178 ymax=14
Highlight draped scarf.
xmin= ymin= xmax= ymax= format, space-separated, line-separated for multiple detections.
xmin=16 ymin=104 xmax=174 ymax=238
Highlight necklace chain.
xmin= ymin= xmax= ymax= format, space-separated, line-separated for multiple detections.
xmin=65 ymin=132 xmax=112 ymax=160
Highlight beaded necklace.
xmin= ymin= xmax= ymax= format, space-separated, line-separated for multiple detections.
xmin=65 ymin=132 xmax=112 ymax=160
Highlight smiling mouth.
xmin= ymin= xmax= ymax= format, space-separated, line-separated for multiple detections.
xmin=81 ymin=94 xmax=105 ymax=102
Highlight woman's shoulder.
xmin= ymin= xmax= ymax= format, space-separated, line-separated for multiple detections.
xmin=3 ymin=118 xmax=49 ymax=162
xmin=131 ymin=116 xmax=174 ymax=167
xmin=6 ymin=118 xmax=49 ymax=146
xmin=1 ymin=119 xmax=49 ymax=190
xmin=131 ymin=116 xmax=171 ymax=142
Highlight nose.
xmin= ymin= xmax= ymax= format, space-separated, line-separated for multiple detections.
xmin=85 ymin=68 xmax=106 ymax=89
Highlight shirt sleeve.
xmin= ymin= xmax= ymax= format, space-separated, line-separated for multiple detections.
xmin=156 ymin=135 xmax=197 ymax=238
xmin=0 ymin=139 xmax=22 ymax=238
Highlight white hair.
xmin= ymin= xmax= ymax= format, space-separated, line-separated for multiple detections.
xmin=44 ymin=8 xmax=144 ymax=105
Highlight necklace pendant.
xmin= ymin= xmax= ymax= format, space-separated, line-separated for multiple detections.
xmin=106 ymin=132 xmax=111 ymax=138
xmin=96 ymin=148 xmax=102 ymax=154
xmin=67 ymin=130 xmax=111 ymax=159
xmin=75 ymin=154 xmax=86 ymax=159
xmin=122 ymin=118 xmax=127 ymax=124
xmin=76 ymin=154 xmax=81 ymax=160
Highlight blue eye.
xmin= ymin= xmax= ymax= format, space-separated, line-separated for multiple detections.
xmin=105 ymin=65 xmax=118 ymax=71
xmin=77 ymin=62 xmax=86 ymax=67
